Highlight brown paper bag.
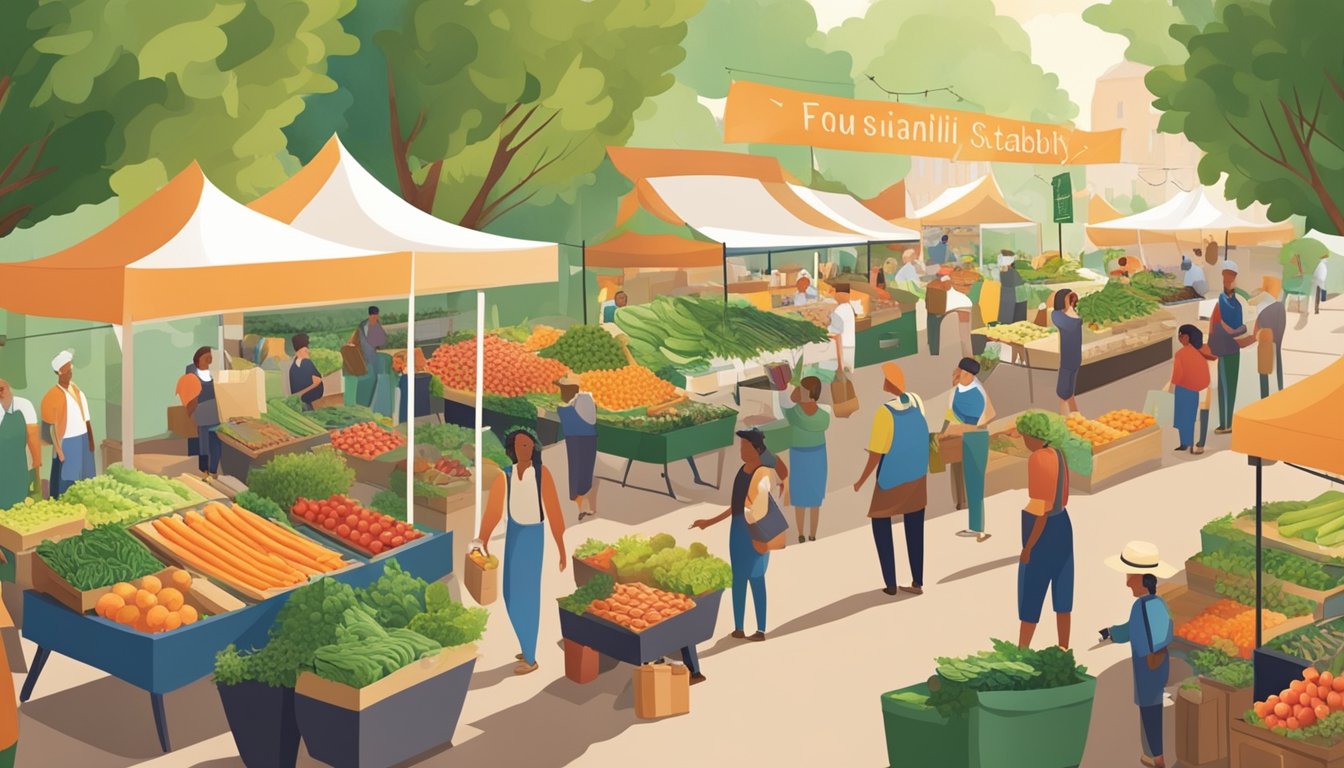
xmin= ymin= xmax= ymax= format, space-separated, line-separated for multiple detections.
xmin=341 ymin=343 xmax=368 ymax=377
xmin=1175 ymin=683 xmax=1225 ymax=766
xmin=633 ymin=664 xmax=673 ymax=719
xmin=463 ymin=551 xmax=498 ymax=606
xmin=830 ymin=369 xmax=859 ymax=419
xmin=938 ymin=433 xmax=964 ymax=465
xmin=669 ymin=665 xmax=690 ymax=716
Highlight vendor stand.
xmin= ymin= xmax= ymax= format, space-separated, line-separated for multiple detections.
xmin=594 ymin=412 xmax=735 ymax=500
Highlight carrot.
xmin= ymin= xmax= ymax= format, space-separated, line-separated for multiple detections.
xmin=184 ymin=511 xmax=304 ymax=584
xmin=229 ymin=505 xmax=344 ymax=565
xmin=161 ymin=516 xmax=282 ymax=588
xmin=152 ymin=519 xmax=272 ymax=592
xmin=207 ymin=507 xmax=326 ymax=575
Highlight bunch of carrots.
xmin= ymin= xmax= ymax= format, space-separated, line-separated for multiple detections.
xmin=148 ymin=502 xmax=351 ymax=595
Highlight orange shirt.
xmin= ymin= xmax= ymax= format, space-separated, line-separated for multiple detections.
xmin=1026 ymin=447 xmax=1069 ymax=515
xmin=1170 ymin=344 xmax=1212 ymax=391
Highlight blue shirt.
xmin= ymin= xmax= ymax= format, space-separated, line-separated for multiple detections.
xmin=951 ymin=382 xmax=986 ymax=426
xmin=1109 ymin=595 xmax=1172 ymax=656
xmin=289 ymin=358 xmax=323 ymax=404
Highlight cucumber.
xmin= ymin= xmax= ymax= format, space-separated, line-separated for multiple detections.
xmin=1279 ymin=503 xmax=1344 ymax=538
xmin=1280 ymin=499 xmax=1344 ymax=526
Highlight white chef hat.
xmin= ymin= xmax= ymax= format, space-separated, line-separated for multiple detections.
xmin=998 ymin=253 xmax=1016 ymax=268
xmin=797 ymin=268 xmax=811 ymax=280
xmin=1221 ymin=260 xmax=1239 ymax=274
xmin=51 ymin=350 xmax=73 ymax=372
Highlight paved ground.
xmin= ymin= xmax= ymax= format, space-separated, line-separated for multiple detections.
xmin=10 ymin=287 xmax=1342 ymax=767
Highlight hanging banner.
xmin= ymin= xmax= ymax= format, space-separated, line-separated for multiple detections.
xmin=723 ymin=81 xmax=1122 ymax=165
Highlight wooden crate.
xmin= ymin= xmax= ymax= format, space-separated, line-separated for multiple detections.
xmin=0 ymin=517 xmax=85 ymax=554
xmin=1186 ymin=557 xmax=1344 ymax=621
xmin=31 ymin=557 xmax=174 ymax=615
xmin=1231 ymin=717 xmax=1344 ymax=767
xmin=1070 ymin=425 xmax=1161 ymax=493
xmin=340 ymin=452 xmax=402 ymax=489
xmin=1233 ymin=516 xmax=1344 ymax=565
xmin=174 ymin=473 xmax=228 ymax=503
xmin=1166 ymin=584 xmax=1315 ymax=653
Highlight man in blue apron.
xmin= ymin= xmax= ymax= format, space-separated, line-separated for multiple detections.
xmin=1101 ymin=541 xmax=1176 ymax=768
xmin=555 ymin=374 xmax=599 ymax=520
xmin=0 ymin=379 xmax=41 ymax=508
xmin=176 ymin=347 xmax=222 ymax=479
xmin=41 ymin=350 xmax=94 ymax=498
xmin=944 ymin=358 xmax=996 ymax=542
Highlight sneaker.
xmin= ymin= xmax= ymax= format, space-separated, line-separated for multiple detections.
xmin=730 ymin=630 xmax=747 ymax=639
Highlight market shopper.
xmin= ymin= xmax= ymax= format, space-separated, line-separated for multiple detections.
xmin=1100 ymin=541 xmax=1176 ymax=768
xmin=893 ymin=249 xmax=921 ymax=284
xmin=1208 ymin=263 xmax=1251 ymax=434
xmin=997 ymin=250 xmax=1026 ymax=325
xmin=1164 ymin=325 xmax=1212 ymax=453
xmin=555 ymin=373 xmax=599 ymax=521
xmin=1051 ymin=290 xmax=1083 ymax=417
xmin=691 ymin=429 xmax=787 ymax=641
xmin=943 ymin=358 xmax=996 ymax=542
xmin=348 ymin=306 xmax=390 ymax=411
xmin=41 ymin=351 xmax=94 ymax=498
xmin=1182 ymin=251 xmax=1209 ymax=297
xmin=1016 ymin=414 xmax=1075 ymax=650
xmin=0 ymin=379 xmax=41 ymax=508
xmin=476 ymin=429 xmax=567 ymax=675
xmin=928 ymin=233 xmax=950 ymax=265
xmin=288 ymin=334 xmax=324 ymax=410
xmin=854 ymin=363 xmax=928 ymax=596
xmin=828 ymin=283 xmax=857 ymax=373
xmin=776 ymin=376 xmax=830 ymax=543
xmin=793 ymin=270 xmax=818 ymax=306
xmin=602 ymin=291 xmax=629 ymax=323
xmin=1252 ymin=276 xmax=1287 ymax=397
xmin=176 ymin=347 xmax=223 ymax=480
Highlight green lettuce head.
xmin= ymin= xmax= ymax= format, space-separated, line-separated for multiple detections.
xmin=1015 ymin=410 xmax=1093 ymax=476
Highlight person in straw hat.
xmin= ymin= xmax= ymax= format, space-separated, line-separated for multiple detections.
xmin=554 ymin=372 xmax=599 ymax=521
xmin=1100 ymin=541 xmax=1177 ymax=768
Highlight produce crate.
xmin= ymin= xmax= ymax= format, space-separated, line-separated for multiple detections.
xmin=338 ymin=451 xmax=402 ymax=489
xmin=1185 ymin=557 xmax=1344 ymax=621
xmin=663 ymin=364 xmax=733 ymax=396
xmin=0 ymin=548 xmax=35 ymax=589
xmin=968 ymin=676 xmax=1096 ymax=768
xmin=1264 ymin=617 xmax=1344 ymax=667
xmin=1233 ymin=515 xmax=1344 ymax=564
xmin=854 ymin=311 xmax=916 ymax=368
xmin=0 ymin=516 xmax=85 ymax=554
xmin=881 ymin=683 xmax=970 ymax=768
xmin=30 ymin=558 xmax=175 ymax=615
xmin=572 ymin=556 xmax=617 ymax=589
xmin=1166 ymin=584 xmax=1316 ymax=654
xmin=1230 ymin=716 xmax=1344 ymax=768
xmin=596 ymin=415 xmax=736 ymax=466
xmin=294 ymin=644 xmax=476 ymax=768
xmin=173 ymin=473 xmax=228 ymax=504
xmin=1069 ymin=424 xmax=1161 ymax=492
xmin=217 ymin=431 xmax=330 ymax=482
xmin=557 ymin=589 xmax=722 ymax=666
xmin=288 ymin=512 xmax=421 ymax=562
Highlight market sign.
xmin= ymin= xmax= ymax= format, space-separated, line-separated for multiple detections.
xmin=723 ymin=81 xmax=1122 ymax=165
xmin=1052 ymin=172 xmax=1074 ymax=223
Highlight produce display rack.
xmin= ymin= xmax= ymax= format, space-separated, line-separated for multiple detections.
xmin=1232 ymin=516 xmax=1344 ymax=564
xmin=216 ymin=430 xmax=331 ymax=481
xmin=1069 ymin=424 xmax=1162 ymax=493
xmin=1165 ymin=583 xmax=1315 ymax=657
xmin=19 ymin=528 xmax=454 ymax=753
xmin=557 ymin=589 xmax=723 ymax=675
xmin=1229 ymin=715 xmax=1344 ymax=767
xmin=594 ymin=414 xmax=735 ymax=499
xmin=0 ymin=517 xmax=85 ymax=554
xmin=1185 ymin=557 xmax=1344 ymax=622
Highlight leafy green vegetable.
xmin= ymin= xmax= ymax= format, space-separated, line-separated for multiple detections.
xmin=926 ymin=639 xmax=1088 ymax=719
xmin=312 ymin=605 xmax=441 ymax=689
xmin=560 ymin=573 xmax=615 ymax=615
xmin=537 ymin=325 xmax=628 ymax=373
xmin=1014 ymin=410 xmax=1093 ymax=476
xmin=1249 ymin=709 xmax=1344 ymax=744
xmin=369 ymin=490 xmax=408 ymax=521
xmin=407 ymin=583 xmax=488 ymax=647
xmin=247 ymin=448 xmax=355 ymax=511
xmin=36 ymin=525 xmax=166 ymax=591
xmin=356 ymin=561 xmax=427 ymax=629
xmin=574 ymin=539 xmax=611 ymax=559
xmin=597 ymin=402 xmax=737 ymax=434
xmin=1191 ymin=648 xmax=1255 ymax=688
xmin=218 ymin=576 xmax=361 ymax=687
xmin=234 ymin=490 xmax=294 ymax=530
xmin=1076 ymin=282 xmax=1158 ymax=326
xmin=1214 ymin=575 xmax=1316 ymax=617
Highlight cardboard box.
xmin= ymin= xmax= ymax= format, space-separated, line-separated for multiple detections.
xmin=669 ymin=664 xmax=690 ymax=715
xmin=167 ymin=406 xmax=196 ymax=439
xmin=215 ymin=369 xmax=265 ymax=421
xmin=295 ymin=643 xmax=476 ymax=712
xmin=634 ymin=663 xmax=674 ymax=719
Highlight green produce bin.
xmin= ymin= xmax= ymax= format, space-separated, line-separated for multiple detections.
xmin=881 ymin=683 xmax=970 ymax=768
xmin=855 ymin=312 xmax=917 ymax=368
xmin=969 ymin=676 xmax=1096 ymax=768
xmin=596 ymin=415 xmax=736 ymax=466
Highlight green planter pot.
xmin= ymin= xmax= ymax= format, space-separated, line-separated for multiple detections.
xmin=881 ymin=683 xmax=970 ymax=768
xmin=969 ymin=676 xmax=1096 ymax=768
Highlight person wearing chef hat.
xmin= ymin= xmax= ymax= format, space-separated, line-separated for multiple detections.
xmin=40 ymin=350 xmax=94 ymax=498
xmin=1100 ymin=541 xmax=1177 ymax=768
xmin=1207 ymin=261 xmax=1253 ymax=434
xmin=792 ymin=270 xmax=818 ymax=306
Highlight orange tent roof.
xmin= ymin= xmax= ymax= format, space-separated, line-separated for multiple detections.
xmin=1088 ymin=195 xmax=1124 ymax=225
xmin=906 ymin=175 xmax=1034 ymax=228
xmin=608 ymin=146 xmax=798 ymax=184
xmin=863 ymin=180 xmax=908 ymax=222
xmin=0 ymin=164 xmax=415 ymax=325
xmin=1232 ymin=355 xmax=1344 ymax=476
xmin=585 ymin=233 xmax=723 ymax=269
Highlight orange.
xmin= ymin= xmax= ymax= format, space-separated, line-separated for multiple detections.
xmin=163 ymin=612 xmax=182 ymax=631
xmin=135 ymin=590 xmax=158 ymax=610
xmin=112 ymin=582 xmax=137 ymax=601
xmin=178 ymin=605 xmax=199 ymax=625
xmin=139 ymin=575 xmax=162 ymax=594
xmin=96 ymin=593 xmax=125 ymax=620
xmin=115 ymin=605 xmax=140 ymax=625
xmin=157 ymin=588 xmax=184 ymax=612
xmin=170 ymin=569 xmax=192 ymax=590
xmin=145 ymin=605 xmax=169 ymax=628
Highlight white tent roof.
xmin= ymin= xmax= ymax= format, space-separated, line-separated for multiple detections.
xmin=1306 ymin=229 xmax=1344 ymax=255
xmin=907 ymin=176 xmax=1036 ymax=229
xmin=644 ymin=176 xmax=865 ymax=253
xmin=1088 ymin=186 xmax=1272 ymax=233
xmin=787 ymin=185 xmax=919 ymax=242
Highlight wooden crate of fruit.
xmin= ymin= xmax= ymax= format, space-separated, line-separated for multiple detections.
xmin=31 ymin=558 xmax=175 ymax=615
xmin=1185 ymin=558 xmax=1344 ymax=622
xmin=1168 ymin=584 xmax=1315 ymax=657
xmin=1069 ymin=423 xmax=1161 ymax=493
xmin=1231 ymin=716 xmax=1344 ymax=768
xmin=0 ymin=516 xmax=85 ymax=555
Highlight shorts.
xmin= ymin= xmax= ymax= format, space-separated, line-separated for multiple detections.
xmin=1017 ymin=510 xmax=1074 ymax=623
xmin=1056 ymin=367 xmax=1079 ymax=401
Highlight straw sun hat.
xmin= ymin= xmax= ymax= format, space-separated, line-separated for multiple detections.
xmin=1104 ymin=541 xmax=1178 ymax=579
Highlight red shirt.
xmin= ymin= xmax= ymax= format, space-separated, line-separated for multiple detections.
xmin=1170 ymin=344 xmax=1211 ymax=391
xmin=1027 ymin=448 xmax=1070 ymax=515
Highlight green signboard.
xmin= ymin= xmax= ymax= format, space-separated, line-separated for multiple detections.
xmin=1052 ymin=172 xmax=1073 ymax=224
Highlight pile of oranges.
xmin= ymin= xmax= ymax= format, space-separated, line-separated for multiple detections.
xmin=1066 ymin=415 xmax=1128 ymax=448
xmin=427 ymin=335 xmax=570 ymax=397
xmin=523 ymin=325 xmax=563 ymax=352
xmin=580 ymin=365 xmax=677 ymax=411
xmin=94 ymin=570 xmax=201 ymax=634
xmin=1096 ymin=409 xmax=1157 ymax=434
xmin=1175 ymin=598 xmax=1288 ymax=658
xmin=1254 ymin=667 xmax=1344 ymax=731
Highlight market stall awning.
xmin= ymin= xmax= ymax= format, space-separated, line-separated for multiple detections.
xmin=862 ymin=180 xmax=908 ymax=222
xmin=585 ymin=232 xmax=723 ymax=269
xmin=905 ymin=175 xmax=1035 ymax=229
xmin=0 ymin=164 xmax=417 ymax=325
xmin=1088 ymin=195 xmax=1125 ymax=225
xmin=1232 ymin=355 xmax=1344 ymax=476
xmin=1086 ymin=186 xmax=1295 ymax=247
xmin=787 ymin=185 xmax=919 ymax=242
xmin=250 ymin=137 xmax=558 ymax=289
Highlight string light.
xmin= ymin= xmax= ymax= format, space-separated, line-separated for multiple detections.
xmin=719 ymin=67 xmax=963 ymax=103
xmin=865 ymin=75 xmax=965 ymax=103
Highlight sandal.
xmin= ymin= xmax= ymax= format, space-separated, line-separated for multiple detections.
xmin=514 ymin=662 xmax=539 ymax=675
xmin=808 ymin=536 xmax=815 ymax=542
xmin=798 ymin=535 xmax=806 ymax=544
xmin=976 ymin=533 xmax=991 ymax=543
xmin=1192 ymin=445 xmax=1205 ymax=455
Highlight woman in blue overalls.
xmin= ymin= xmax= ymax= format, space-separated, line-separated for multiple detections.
xmin=944 ymin=357 xmax=995 ymax=542
xmin=176 ymin=347 xmax=222 ymax=479
xmin=555 ymin=374 xmax=599 ymax=520
xmin=1017 ymin=415 xmax=1075 ymax=650
xmin=1101 ymin=542 xmax=1176 ymax=768
xmin=475 ymin=430 xmax=567 ymax=675
xmin=692 ymin=429 xmax=787 ymax=642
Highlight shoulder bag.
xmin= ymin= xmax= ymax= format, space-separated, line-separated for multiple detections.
xmin=745 ymin=467 xmax=788 ymax=553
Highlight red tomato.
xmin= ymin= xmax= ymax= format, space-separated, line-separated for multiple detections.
xmin=346 ymin=515 xmax=359 ymax=528
xmin=369 ymin=540 xmax=384 ymax=554
xmin=379 ymin=531 xmax=394 ymax=544
xmin=369 ymin=523 xmax=382 ymax=536
xmin=1317 ymin=704 xmax=1332 ymax=720
xmin=357 ymin=520 xmax=369 ymax=532
xmin=391 ymin=536 xmax=404 ymax=547
xmin=337 ymin=524 xmax=351 ymax=537
xmin=323 ymin=518 xmax=337 ymax=530
xmin=302 ymin=510 xmax=316 ymax=522
xmin=359 ymin=533 xmax=372 ymax=547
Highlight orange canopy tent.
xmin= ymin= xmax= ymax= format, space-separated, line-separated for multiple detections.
xmin=585 ymin=232 xmax=724 ymax=270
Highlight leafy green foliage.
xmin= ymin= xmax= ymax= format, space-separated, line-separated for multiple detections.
xmin=1196 ymin=545 xmax=1344 ymax=591
xmin=927 ymin=640 xmax=1089 ymax=719
xmin=36 ymin=525 xmax=165 ymax=591
xmin=1215 ymin=576 xmax=1316 ymax=618
xmin=1250 ymin=709 xmax=1344 ymax=743
xmin=369 ymin=490 xmax=407 ymax=522
xmin=538 ymin=325 xmax=628 ymax=373
xmin=1191 ymin=648 xmax=1255 ymax=688
xmin=1076 ymin=282 xmax=1159 ymax=326
xmin=234 ymin=490 xmax=294 ymax=530
xmin=219 ymin=577 xmax=361 ymax=688
xmin=1015 ymin=410 xmax=1093 ymax=476
xmin=574 ymin=539 xmax=611 ymax=560
xmin=1267 ymin=618 xmax=1344 ymax=665
xmin=356 ymin=560 xmax=427 ymax=629
xmin=312 ymin=605 xmax=440 ymax=689
xmin=247 ymin=449 xmax=355 ymax=511
xmin=1081 ymin=0 xmax=1190 ymax=66
xmin=407 ymin=583 xmax=488 ymax=647
xmin=597 ymin=402 xmax=738 ymax=434
xmin=560 ymin=573 xmax=615 ymax=615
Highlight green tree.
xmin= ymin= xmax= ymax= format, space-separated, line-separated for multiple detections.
xmin=1082 ymin=0 xmax=1189 ymax=67
xmin=1148 ymin=0 xmax=1344 ymax=233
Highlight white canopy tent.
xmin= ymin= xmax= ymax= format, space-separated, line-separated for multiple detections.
xmin=1086 ymin=185 xmax=1294 ymax=265
xmin=251 ymin=136 xmax=559 ymax=528
xmin=786 ymin=185 xmax=920 ymax=242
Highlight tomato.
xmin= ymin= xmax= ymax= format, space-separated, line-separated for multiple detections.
xmin=369 ymin=523 xmax=382 ymax=536
xmin=302 ymin=510 xmax=316 ymax=522
xmin=1317 ymin=704 xmax=1331 ymax=720
xmin=346 ymin=515 xmax=359 ymax=528
xmin=359 ymin=533 xmax=372 ymax=547
xmin=369 ymin=540 xmax=384 ymax=554
xmin=379 ymin=531 xmax=394 ymax=544
xmin=357 ymin=520 xmax=369 ymax=532
xmin=337 ymin=524 xmax=351 ymax=537
xmin=323 ymin=518 xmax=337 ymax=530
xmin=391 ymin=536 xmax=404 ymax=547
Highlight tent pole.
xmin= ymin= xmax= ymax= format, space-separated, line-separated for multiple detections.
xmin=474 ymin=290 xmax=485 ymax=540
xmin=866 ymin=242 xmax=872 ymax=277
xmin=1137 ymin=230 xmax=1145 ymax=266
xmin=1224 ymin=229 xmax=1229 ymax=263
xmin=121 ymin=311 xmax=134 ymax=469
xmin=767 ymin=251 xmax=772 ymax=275
xmin=581 ymin=241 xmax=588 ymax=325
xmin=1255 ymin=457 xmax=1263 ymax=648
xmin=405 ymin=256 xmax=416 ymax=526
xmin=721 ymin=243 xmax=729 ymax=320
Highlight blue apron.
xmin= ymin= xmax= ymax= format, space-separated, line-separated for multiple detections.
xmin=502 ymin=465 xmax=545 ymax=666
xmin=1130 ymin=595 xmax=1172 ymax=708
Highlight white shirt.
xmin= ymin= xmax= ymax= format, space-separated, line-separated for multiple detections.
xmin=1183 ymin=262 xmax=1206 ymax=288
xmin=1315 ymin=260 xmax=1329 ymax=289
xmin=945 ymin=287 xmax=973 ymax=312
xmin=793 ymin=288 xmax=817 ymax=306
xmin=60 ymin=386 xmax=90 ymax=439
xmin=506 ymin=464 xmax=543 ymax=524
xmin=828 ymin=301 xmax=857 ymax=348
xmin=0 ymin=397 xmax=36 ymax=431
xmin=893 ymin=263 xmax=920 ymax=283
